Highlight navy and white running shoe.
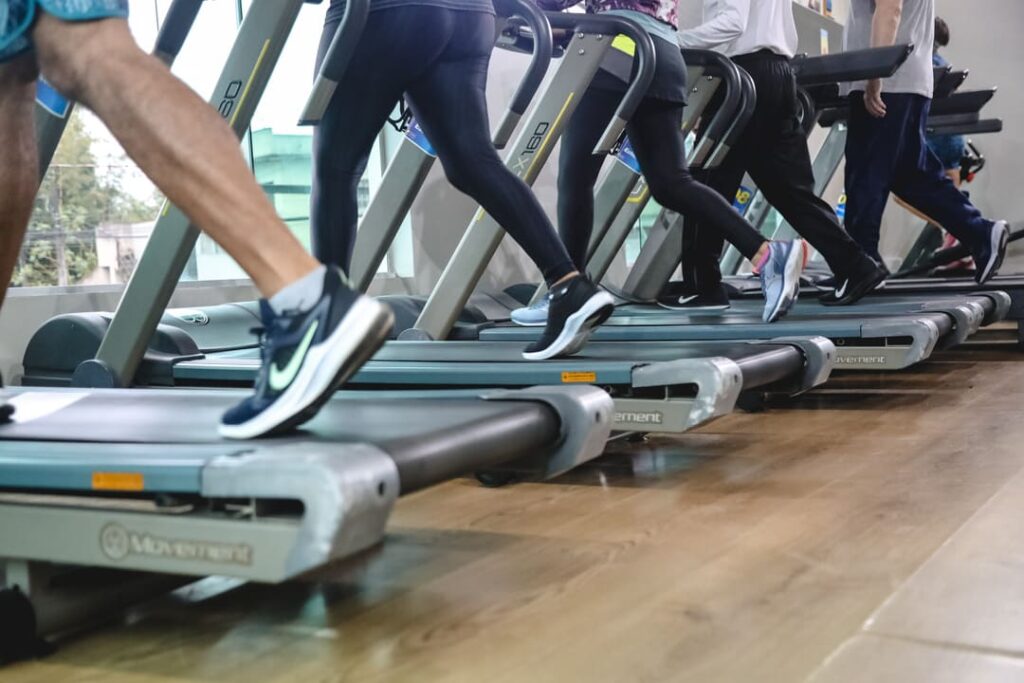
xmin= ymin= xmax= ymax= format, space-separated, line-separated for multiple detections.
xmin=973 ymin=220 xmax=1009 ymax=284
xmin=219 ymin=267 xmax=393 ymax=439
xmin=758 ymin=240 xmax=805 ymax=323
xmin=522 ymin=277 xmax=614 ymax=360
xmin=510 ymin=292 xmax=551 ymax=326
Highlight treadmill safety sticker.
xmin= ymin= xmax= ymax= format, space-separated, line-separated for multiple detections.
xmin=92 ymin=472 xmax=145 ymax=492
xmin=561 ymin=371 xmax=597 ymax=383
xmin=405 ymin=117 xmax=437 ymax=157
xmin=614 ymin=137 xmax=642 ymax=174
xmin=36 ymin=77 xmax=71 ymax=118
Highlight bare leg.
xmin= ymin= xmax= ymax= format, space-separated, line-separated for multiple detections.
xmin=0 ymin=54 xmax=40 ymax=308
xmin=31 ymin=14 xmax=318 ymax=297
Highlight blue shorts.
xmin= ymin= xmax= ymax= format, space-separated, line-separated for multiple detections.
xmin=0 ymin=0 xmax=128 ymax=62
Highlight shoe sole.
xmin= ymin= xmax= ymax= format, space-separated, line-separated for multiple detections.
xmin=511 ymin=315 xmax=548 ymax=327
xmin=219 ymin=297 xmax=394 ymax=440
xmin=521 ymin=291 xmax=615 ymax=361
xmin=764 ymin=241 xmax=805 ymax=323
xmin=656 ymin=300 xmax=731 ymax=312
xmin=976 ymin=221 xmax=1009 ymax=284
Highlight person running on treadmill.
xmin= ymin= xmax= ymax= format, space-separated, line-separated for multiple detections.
xmin=667 ymin=0 xmax=887 ymax=310
xmin=0 ymin=1 xmax=393 ymax=438
xmin=511 ymin=0 xmax=806 ymax=326
xmin=923 ymin=17 xmax=974 ymax=273
xmin=841 ymin=0 xmax=1007 ymax=283
xmin=310 ymin=0 xmax=614 ymax=362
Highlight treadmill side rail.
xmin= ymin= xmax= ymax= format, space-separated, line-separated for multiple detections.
xmin=630 ymin=356 xmax=743 ymax=431
xmin=757 ymin=336 xmax=836 ymax=392
xmin=834 ymin=318 xmax=941 ymax=370
xmin=0 ymin=442 xmax=399 ymax=583
xmin=482 ymin=385 xmax=613 ymax=479
xmin=202 ymin=442 xmax=400 ymax=578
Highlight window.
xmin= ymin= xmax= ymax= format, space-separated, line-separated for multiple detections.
xmin=13 ymin=0 xmax=404 ymax=292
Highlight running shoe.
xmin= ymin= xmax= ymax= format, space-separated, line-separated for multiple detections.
xmin=758 ymin=240 xmax=805 ymax=323
xmin=656 ymin=284 xmax=731 ymax=311
xmin=973 ymin=220 xmax=1009 ymax=284
xmin=522 ymin=276 xmax=614 ymax=360
xmin=220 ymin=266 xmax=393 ymax=439
xmin=819 ymin=257 xmax=888 ymax=306
xmin=510 ymin=292 xmax=551 ymax=326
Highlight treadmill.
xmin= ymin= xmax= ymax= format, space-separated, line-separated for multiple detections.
xmin=0 ymin=0 xmax=616 ymax=655
xmin=23 ymin=11 xmax=835 ymax=435
xmin=486 ymin=46 xmax=992 ymax=370
xmin=721 ymin=60 xmax=1018 ymax=346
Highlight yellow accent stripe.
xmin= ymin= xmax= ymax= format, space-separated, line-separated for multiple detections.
xmin=524 ymin=92 xmax=576 ymax=179
xmin=611 ymin=35 xmax=636 ymax=56
xmin=626 ymin=185 xmax=651 ymax=204
xmin=229 ymin=39 xmax=271 ymax=127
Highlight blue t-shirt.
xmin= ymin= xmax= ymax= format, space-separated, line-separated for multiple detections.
xmin=927 ymin=52 xmax=966 ymax=171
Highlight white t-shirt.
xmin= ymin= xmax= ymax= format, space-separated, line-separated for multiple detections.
xmin=679 ymin=0 xmax=798 ymax=59
xmin=843 ymin=0 xmax=935 ymax=97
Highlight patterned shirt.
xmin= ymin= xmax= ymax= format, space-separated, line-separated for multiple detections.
xmin=536 ymin=0 xmax=678 ymax=31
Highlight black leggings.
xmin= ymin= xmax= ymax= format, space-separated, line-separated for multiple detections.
xmin=311 ymin=6 xmax=575 ymax=285
xmin=558 ymin=87 xmax=766 ymax=270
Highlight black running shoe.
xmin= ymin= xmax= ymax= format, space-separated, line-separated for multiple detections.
xmin=522 ymin=277 xmax=614 ymax=360
xmin=219 ymin=267 xmax=393 ymax=439
xmin=973 ymin=220 xmax=1009 ymax=284
xmin=656 ymin=285 xmax=731 ymax=311
xmin=0 ymin=373 xmax=12 ymax=425
xmin=819 ymin=258 xmax=888 ymax=306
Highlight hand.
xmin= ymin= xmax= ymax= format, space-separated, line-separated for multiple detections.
xmin=864 ymin=78 xmax=886 ymax=118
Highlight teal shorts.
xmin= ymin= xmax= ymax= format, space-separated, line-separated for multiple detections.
xmin=0 ymin=0 xmax=129 ymax=62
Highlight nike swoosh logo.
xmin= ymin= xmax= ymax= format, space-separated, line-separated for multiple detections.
xmin=677 ymin=295 xmax=699 ymax=305
xmin=834 ymin=280 xmax=849 ymax=299
xmin=269 ymin=320 xmax=319 ymax=391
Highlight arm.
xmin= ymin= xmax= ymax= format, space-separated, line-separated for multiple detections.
xmin=679 ymin=0 xmax=749 ymax=50
xmin=864 ymin=0 xmax=903 ymax=117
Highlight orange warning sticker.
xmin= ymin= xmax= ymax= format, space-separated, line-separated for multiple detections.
xmin=561 ymin=371 xmax=597 ymax=383
xmin=92 ymin=472 xmax=145 ymax=491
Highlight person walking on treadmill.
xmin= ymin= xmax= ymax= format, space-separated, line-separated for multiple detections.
xmin=511 ymin=0 xmax=806 ymax=326
xmin=310 ymin=0 xmax=614 ymax=361
xmin=0 ymin=0 xmax=393 ymax=438
xmin=841 ymin=0 xmax=1008 ymax=283
xmin=670 ymin=0 xmax=887 ymax=310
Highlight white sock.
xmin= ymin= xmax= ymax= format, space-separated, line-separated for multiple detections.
xmin=269 ymin=265 xmax=327 ymax=314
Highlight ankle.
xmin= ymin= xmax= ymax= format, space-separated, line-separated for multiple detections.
xmin=551 ymin=271 xmax=580 ymax=288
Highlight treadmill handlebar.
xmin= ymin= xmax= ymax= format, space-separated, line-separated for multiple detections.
xmin=720 ymin=65 xmax=756 ymax=155
xmin=792 ymin=43 xmax=913 ymax=86
xmin=680 ymin=49 xmax=743 ymax=167
xmin=493 ymin=0 xmax=554 ymax=149
xmin=545 ymin=12 xmax=656 ymax=155
xmin=298 ymin=0 xmax=371 ymax=125
xmin=153 ymin=0 xmax=204 ymax=64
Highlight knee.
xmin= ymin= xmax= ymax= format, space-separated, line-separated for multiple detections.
xmin=33 ymin=14 xmax=138 ymax=102
xmin=437 ymin=147 xmax=491 ymax=196
xmin=646 ymin=171 xmax=694 ymax=210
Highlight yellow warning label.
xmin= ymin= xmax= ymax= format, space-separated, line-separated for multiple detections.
xmin=92 ymin=472 xmax=145 ymax=492
xmin=561 ymin=371 xmax=597 ymax=383
xmin=611 ymin=35 xmax=636 ymax=56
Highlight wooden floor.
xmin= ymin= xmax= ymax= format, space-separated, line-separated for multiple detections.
xmin=9 ymin=347 xmax=1024 ymax=682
